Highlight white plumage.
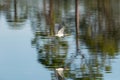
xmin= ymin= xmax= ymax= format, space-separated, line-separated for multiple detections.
xmin=55 ymin=27 xmax=65 ymax=37
xmin=55 ymin=68 xmax=64 ymax=79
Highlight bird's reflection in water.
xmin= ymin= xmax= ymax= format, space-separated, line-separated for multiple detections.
xmin=55 ymin=68 xmax=65 ymax=80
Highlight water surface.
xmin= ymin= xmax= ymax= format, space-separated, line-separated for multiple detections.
xmin=0 ymin=0 xmax=120 ymax=80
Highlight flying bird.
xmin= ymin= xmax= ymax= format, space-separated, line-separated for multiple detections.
xmin=55 ymin=27 xmax=65 ymax=37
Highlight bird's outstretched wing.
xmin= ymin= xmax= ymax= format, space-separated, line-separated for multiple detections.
xmin=57 ymin=27 xmax=64 ymax=34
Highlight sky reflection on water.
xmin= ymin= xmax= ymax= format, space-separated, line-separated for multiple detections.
xmin=0 ymin=14 xmax=51 ymax=80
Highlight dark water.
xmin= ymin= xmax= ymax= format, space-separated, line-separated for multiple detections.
xmin=0 ymin=0 xmax=120 ymax=80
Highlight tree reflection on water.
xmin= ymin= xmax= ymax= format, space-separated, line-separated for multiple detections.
xmin=0 ymin=0 xmax=120 ymax=80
